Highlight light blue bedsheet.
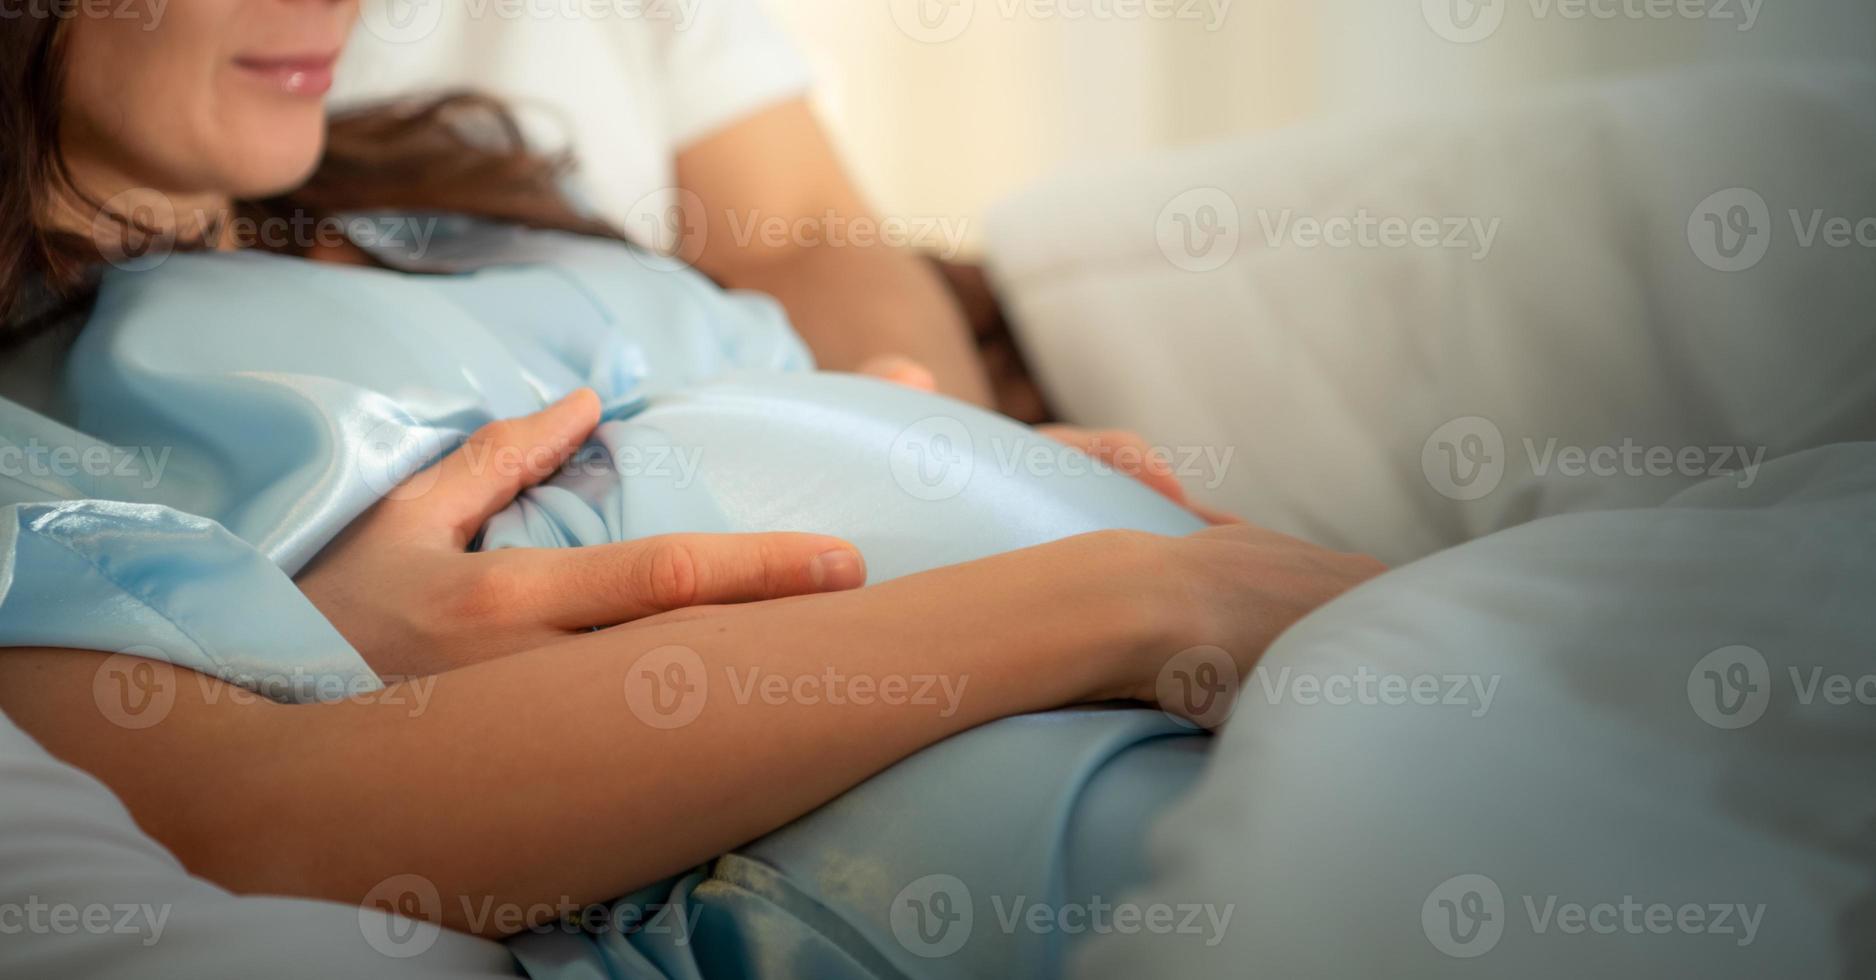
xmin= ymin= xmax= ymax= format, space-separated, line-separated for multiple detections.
xmin=0 ymin=217 xmax=1208 ymax=979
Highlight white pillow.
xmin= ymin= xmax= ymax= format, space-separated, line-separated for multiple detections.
xmin=985 ymin=64 xmax=1876 ymax=564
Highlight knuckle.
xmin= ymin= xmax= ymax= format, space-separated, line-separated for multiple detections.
xmin=641 ymin=542 xmax=700 ymax=610
xmin=447 ymin=560 xmax=528 ymax=624
xmin=753 ymin=537 xmax=789 ymax=596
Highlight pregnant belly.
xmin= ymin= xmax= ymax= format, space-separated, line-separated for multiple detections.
xmin=485 ymin=374 xmax=1212 ymax=979
xmin=479 ymin=372 xmax=1204 ymax=577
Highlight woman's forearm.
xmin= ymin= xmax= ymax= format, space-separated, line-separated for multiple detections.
xmin=0 ymin=532 xmax=1169 ymax=937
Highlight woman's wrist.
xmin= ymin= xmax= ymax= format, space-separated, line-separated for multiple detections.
xmin=1020 ymin=530 xmax=1193 ymax=706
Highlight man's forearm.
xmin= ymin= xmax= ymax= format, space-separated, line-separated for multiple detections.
xmin=672 ymin=99 xmax=994 ymax=406
xmin=716 ymin=241 xmax=994 ymax=406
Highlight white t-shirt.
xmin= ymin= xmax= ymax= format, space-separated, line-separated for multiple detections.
xmin=334 ymin=0 xmax=812 ymax=235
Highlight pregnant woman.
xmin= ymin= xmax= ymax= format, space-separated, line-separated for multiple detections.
xmin=0 ymin=4 xmax=1382 ymax=977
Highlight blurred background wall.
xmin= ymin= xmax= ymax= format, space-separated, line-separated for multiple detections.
xmin=765 ymin=0 xmax=1876 ymax=245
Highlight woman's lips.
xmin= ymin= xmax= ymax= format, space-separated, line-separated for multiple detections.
xmin=233 ymin=53 xmax=339 ymax=97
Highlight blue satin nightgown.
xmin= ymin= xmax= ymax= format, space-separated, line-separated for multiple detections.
xmin=0 ymin=216 xmax=1210 ymax=979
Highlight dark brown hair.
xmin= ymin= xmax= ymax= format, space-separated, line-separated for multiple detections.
xmin=0 ymin=16 xmax=621 ymax=339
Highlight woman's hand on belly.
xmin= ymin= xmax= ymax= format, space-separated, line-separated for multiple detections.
xmin=296 ymin=389 xmax=869 ymax=678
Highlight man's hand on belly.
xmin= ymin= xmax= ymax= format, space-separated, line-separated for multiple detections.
xmin=856 ymin=358 xmax=1241 ymax=524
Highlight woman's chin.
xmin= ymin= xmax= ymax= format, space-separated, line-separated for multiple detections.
xmin=218 ymin=166 xmax=318 ymax=208
xmin=215 ymin=124 xmax=327 ymax=201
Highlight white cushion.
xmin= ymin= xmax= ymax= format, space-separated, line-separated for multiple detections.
xmin=985 ymin=64 xmax=1876 ymax=564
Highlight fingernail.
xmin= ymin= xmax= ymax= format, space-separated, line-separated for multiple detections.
xmin=810 ymin=548 xmax=866 ymax=591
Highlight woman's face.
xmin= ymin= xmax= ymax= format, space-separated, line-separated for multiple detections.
xmin=60 ymin=0 xmax=360 ymax=201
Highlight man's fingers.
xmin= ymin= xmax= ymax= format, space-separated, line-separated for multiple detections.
xmin=510 ymin=532 xmax=869 ymax=628
xmin=385 ymin=389 xmax=603 ymax=547
xmin=1189 ymin=503 xmax=1247 ymax=526
xmin=1040 ymin=425 xmax=1190 ymax=505
xmin=858 ymin=355 xmax=938 ymax=393
xmin=1091 ymin=431 xmax=1188 ymax=504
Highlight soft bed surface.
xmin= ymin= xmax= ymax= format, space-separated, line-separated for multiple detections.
xmin=1072 ymin=440 xmax=1876 ymax=978
xmin=0 ymin=710 xmax=519 ymax=979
